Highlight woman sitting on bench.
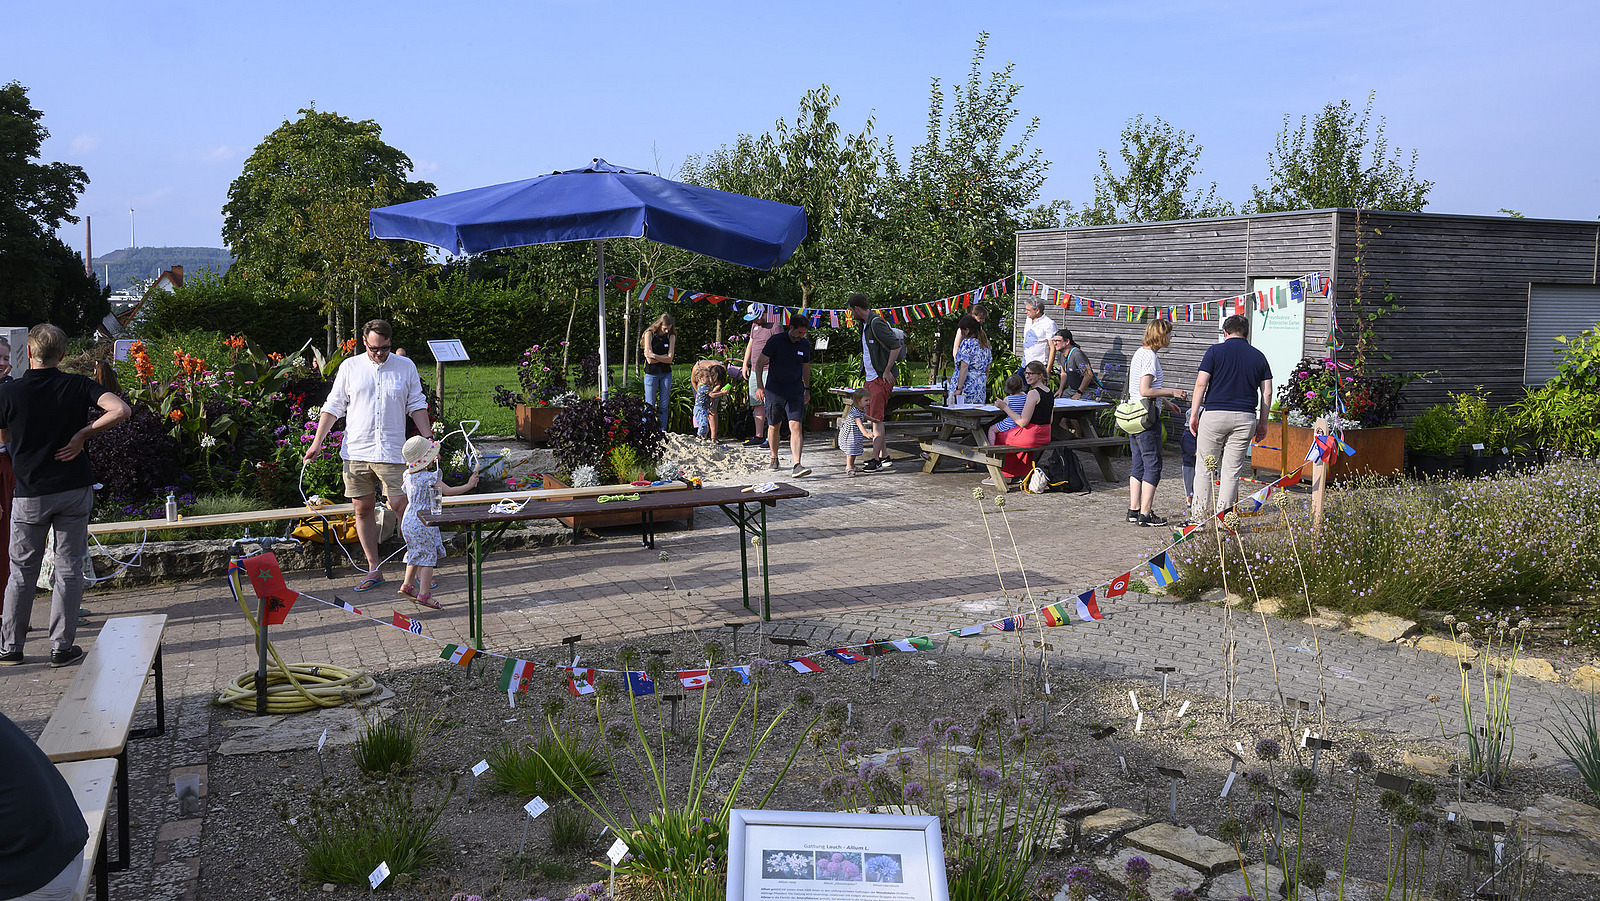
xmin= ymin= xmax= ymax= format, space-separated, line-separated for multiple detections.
xmin=982 ymin=361 xmax=1053 ymax=489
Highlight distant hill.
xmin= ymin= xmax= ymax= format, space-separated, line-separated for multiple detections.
xmin=91 ymin=246 xmax=234 ymax=291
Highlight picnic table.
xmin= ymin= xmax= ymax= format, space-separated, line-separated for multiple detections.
xmin=920 ymin=398 xmax=1121 ymax=487
xmin=420 ymin=483 xmax=810 ymax=648
xmin=824 ymin=384 xmax=948 ymax=439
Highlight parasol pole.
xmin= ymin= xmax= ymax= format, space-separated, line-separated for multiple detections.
xmin=596 ymin=240 xmax=609 ymax=396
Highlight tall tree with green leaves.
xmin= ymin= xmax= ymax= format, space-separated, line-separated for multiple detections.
xmin=681 ymin=86 xmax=884 ymax=309
xmin=1081 ymin=114 xmax=1233 ymax=225
xmin=880 ymin=32 xmax=1064 ymax=302
xmin=1250 ymin=92 xmax=1432 ymax=212
xmin=222 ymin=107 xmax=436 ymax=343
xmin=0 ymin=81 xmax=108 ymax=333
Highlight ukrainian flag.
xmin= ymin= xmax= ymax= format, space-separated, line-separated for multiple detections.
xmin=1148 ymin=552 xmax=1180 ymax=588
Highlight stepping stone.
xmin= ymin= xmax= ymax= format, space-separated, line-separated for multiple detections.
xmin=1207 ymin=860 xmax=1284 ymax=899
xmin=1572 ymin=664 xmax=1600 ymax=692
xmin=1521 ymin=794 xmax=1600 ymax=877
xmin=1352 ymin=612 xmax=1418 ymax=642
xmin=1123 ymin=823 xmax=1238 ymax=874
xmin=1057 ymin=788 xmax=1106 ymax=818
xmin=1401 ymin=750 xmax=1453 ymax=778
xmin=1081 ymin=807 xmax=1145 ymax=837
xmin=1093 ymin=847 xmax=1201 ymax=900
xmin=1414 ymin=635 xmax=1473 ymax=658
xmin=1446 ymin=800 xmax=1518 ymax=827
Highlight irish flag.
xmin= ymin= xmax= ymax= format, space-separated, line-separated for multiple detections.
xmin=1040 ymin=603 xmax=1071 ymax=627
xmin=440 ymin=644 xmax=477 ymax=667
xmin=499 ymin=658 xmax=535 ymax=692
xmin=786 ymin=658 xmax=823 ymax=674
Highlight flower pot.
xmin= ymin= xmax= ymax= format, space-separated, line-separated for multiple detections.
xmin=515 ymin=404 xmax=561 ymax=445
xmin=1405 ymin=451 xmax=1463 ymax=479
xmin=1250 ymin=422 xmax=1405 ymax=481
xmin=542 ymin=472 xmax=695 ymax=531
xmin=1464 ymin=452 xmax=1512 ymax=478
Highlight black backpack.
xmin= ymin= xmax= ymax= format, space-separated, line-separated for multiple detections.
xmin=1027 ymin=446 xmax=1091 ymax=494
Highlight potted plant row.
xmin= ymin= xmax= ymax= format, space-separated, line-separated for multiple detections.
xmin=543 ymin=394 xmax=695 ymax=531
xmin=1404 ymin=389 xmax=1520 ymax=479
xmin=1251 ymin=357 xmax=1409 ymax=480
xmin=492 ymin=343 xmax=569 ymax=445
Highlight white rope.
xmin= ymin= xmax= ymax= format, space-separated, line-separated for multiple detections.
xmin=83 ymin=527 xmax=150 ymax=583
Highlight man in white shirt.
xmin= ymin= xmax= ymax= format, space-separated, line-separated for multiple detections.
xmin=1019 ymin=299 xmax=1057 ymax=381
xmin=304 ymin=320 xmax=430 ymax=591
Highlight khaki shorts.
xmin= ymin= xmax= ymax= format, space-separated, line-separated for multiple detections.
xmin=343 ymin=460 xmax=406 ymax=500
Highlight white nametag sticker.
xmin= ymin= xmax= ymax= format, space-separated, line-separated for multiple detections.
xmin=472 ymin=760 xmax=490 ymax=778
xmin=317 ymin=729 xmax=327 ymax=753
xmin=369 ymin=861 xmax=390 ymax=889
xmin=607 ymin=837 xmax=630 ymax=864
xmin=524 ymin=796 xmax=549 ymax=818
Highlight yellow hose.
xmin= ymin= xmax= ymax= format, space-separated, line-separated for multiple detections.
xmin=218 ymin=559 xmax=379 ymax=713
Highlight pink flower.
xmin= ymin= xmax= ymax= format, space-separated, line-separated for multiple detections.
xmin=1305 ymin=391 xmax=1316 ymax=399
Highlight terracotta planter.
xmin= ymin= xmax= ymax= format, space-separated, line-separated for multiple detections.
xmin=1251 ymin=422 xmax=1405 ymax=481
xmin=515 ymin=404 xmax=561 ymax=445
xmin=542 ymin=472 xmax=695 ymax=531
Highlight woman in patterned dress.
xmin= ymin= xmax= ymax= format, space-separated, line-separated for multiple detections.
xmin=948 ymin=314 xmax=992 ymax=405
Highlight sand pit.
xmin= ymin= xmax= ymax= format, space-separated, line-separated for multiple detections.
xmin=656 ymin=432 xmax=772 ymax=485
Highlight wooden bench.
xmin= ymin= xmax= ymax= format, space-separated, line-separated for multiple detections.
xmin=38 ymin=614 xmax=169 ymax=876
xmin=57 ymin=758 xmax=117 ymax=901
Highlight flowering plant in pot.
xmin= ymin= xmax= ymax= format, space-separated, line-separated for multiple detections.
xmin=546 ymin=394 xmax=666 ymax=484
xmin=1275 ymin=357 xmax=1407 ymax=430
xmin=492 ymin=342 xmax=568 ymax=409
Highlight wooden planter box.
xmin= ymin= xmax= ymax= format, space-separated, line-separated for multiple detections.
xmin=1251 ymin=422 xmax=1405 ymax=480
xmin=542 ymin=472 xmax=695 ymax=531
xmin=515 ymin=404 xmax=561 ymax=445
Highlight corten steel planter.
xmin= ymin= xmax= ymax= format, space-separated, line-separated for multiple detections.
xmin=515 ymin=404 xmax=561 ymax=445
xmin=1250 ymin=421 xmax=1405 ymax=481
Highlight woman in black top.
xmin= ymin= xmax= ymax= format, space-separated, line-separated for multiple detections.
xmin=984 ymin=361 xmax=1055 ymax=489
xmin=640 ymin=313 xmax=676 ymax=431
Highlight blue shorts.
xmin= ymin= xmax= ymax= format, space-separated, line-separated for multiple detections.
xmin=1129 ymin=428 xmax=1163 ymax=485
xmin=764 ymin=391 xmax=805 ymax=426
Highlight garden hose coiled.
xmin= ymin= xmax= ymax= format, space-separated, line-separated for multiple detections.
xmin=219 ymin=556 xmax=379 ymax=714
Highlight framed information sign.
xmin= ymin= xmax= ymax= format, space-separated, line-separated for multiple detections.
xmin=727 ymin=809 xmax=948 ymax=900
xmin=427 ymin=339 xmax=471 ymax=363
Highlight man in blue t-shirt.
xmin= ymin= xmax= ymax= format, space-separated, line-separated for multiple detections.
xmin=754 ymin=313 xmax=813 ymax=477
xmin=1187 ymin=314 xmax=1273 ymax=524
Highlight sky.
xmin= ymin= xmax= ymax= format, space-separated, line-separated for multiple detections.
xmin=8 ymin=0 xmax=1598 ymax=257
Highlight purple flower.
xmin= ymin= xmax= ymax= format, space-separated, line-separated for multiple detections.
xmin=1125 ymin=855 xmax=1152 ymax=882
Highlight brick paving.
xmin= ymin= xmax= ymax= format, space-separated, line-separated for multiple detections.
xmin=0 ymin=433 xmax=1587 ymax=898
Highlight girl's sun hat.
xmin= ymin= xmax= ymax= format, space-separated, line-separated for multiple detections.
xmin=403 ymin=436 xmax=441 ymax=474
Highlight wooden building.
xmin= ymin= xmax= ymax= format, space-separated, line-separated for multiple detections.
xmin=1013 ymin=210 xmax=1600 ymax=417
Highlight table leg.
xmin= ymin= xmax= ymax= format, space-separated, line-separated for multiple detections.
xmin=322 ymin=538 xmax=333 ymax=579
xmin=109 ymin=749 xmax=128 ymax=871
xmin=130 ymin=646 xmax=164 ymax=739
xmin=469 ymin=524 xmax=484 ymax=650
xmin=1081 ymin=415 xmax=1119 ymax=481
xmin=759 ymin=503 xmax=771 ymax=621
xmin=95 ymin=820 xmax=108 ymax=899
xmin=640 ymin=510 xmax=656 ymax=549
xmin=922 ymin=421 xmax=958 ymax=473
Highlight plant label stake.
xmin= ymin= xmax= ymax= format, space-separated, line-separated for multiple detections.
xmin=314 ymin=728 xmax=328 ymax=780
xmin=519 ymin=796 xmax=548 ymax=856
xmin=1154 ymin=665 xmax=1176 ymax=704
xmin=368 ymin=861 xmax=390 ymax=899
xmin=724 ymin=621 xmax=745 ymax=659
xmin=1129 ymin=691 xmax=1143 ymax=733
xmin=1155 ymin=766 xmax=1186 ymax=824
xmin=1220 ymin=770 xmax=1237 ymax=799
xmin=1092 ymin=726 xmax=1125 ymax=774
xmin=1304 ymin=735 xmax=1335 ymax=781
xmin=665 ymin=694 xmax=684 ymax=734
xmin=1221 ymin=745 xmax=1244 ymax=798
xmin=1175 ymin=700 xmax=1191 ymax=719
xmin=607 ymin=837 xmax=630 ymax=899
xmin=467 ymin=759 xmax=489 ymax=810
xmin=562 ymin=635 xmax=582 ymax=666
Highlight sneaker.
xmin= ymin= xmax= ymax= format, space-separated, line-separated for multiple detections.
xmin=980 ymin=477 xmax=998 ymax=487
xmin=0 ymin=650 xmax=22 ymax=666
xmin=791 ymin=465 xmax=811 ymax=477
xmin=860 ymin=458 xmax=882 ymax=473
xmin=1126 ymin=509 xmax=1141 ymax=523
xmin=877 ymin=456 xmax=895 ymax=469
xmin=1138 ymin=513 xmax=1170 ymax=528
xmin=768 ymin=459 xmax=781 ymax=471
xmin=742 ymin=436 xmax=764 ymax=448
xmin=49 ymin=646 xmax=86 ymax=668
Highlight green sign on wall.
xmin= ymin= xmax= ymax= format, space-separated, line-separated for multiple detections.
xmin=1249 ymin=278 xmax=1304 ymax=386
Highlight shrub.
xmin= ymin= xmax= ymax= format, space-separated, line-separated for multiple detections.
xmin=1277 ymin=357 xmax=1406 ymax=428
xmin=281 ymin=780 xmax=450 ymax=886
xmin=1404 ymin=404 xmax=1461 ymax=455
xmin=87 ymin=402 xmax=185 ymax=505
xmin=487 ymin=731 xmax=603 ymax=800
xmin=547 ymin=394 xmax=666 ymax=483
xmin=1451 ymin=389 xmax=1514 ymax=450
xmin=141 ymin=275 xmax=323 ymax=353
xmin=352 ymin=703 xmax=441 ymax=776
xmin=180 ymin=493 xmax=273 ymax=540
xmin=491 ymin=342 xmax=569 ymax=410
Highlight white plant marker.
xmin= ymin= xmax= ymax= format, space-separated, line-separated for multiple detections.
xmin=1176 ymin=700 xmax=1191 ymax=719
xmin=1134 ymin=711 xmax=1144 ymax=734
xmin=368 ymin=861 xmax=390 ymax=898
xmin=607 ymin=837 xmax=630 ymax=899
xmin=466 ymin=759 xmax=489 ymax=810
xmin=1220 ymin=770 xmax=1237 ymax=798
xmin=519 ymin=796 xmax=549 ymax=855
xmin=316 ymin=728 xmax=328 ymax=780
xmin=1128 ymin=690 xmax=1140 ymax=712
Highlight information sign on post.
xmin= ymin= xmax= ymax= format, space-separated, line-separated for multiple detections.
xmin=726 ymin=809 xmax=949 ymax=900
xmin=426 ymin=340 xmax=471 ymax=416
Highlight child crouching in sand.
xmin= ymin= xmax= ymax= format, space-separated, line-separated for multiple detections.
xmin=397 ymin=436 xmax=478 ymax=609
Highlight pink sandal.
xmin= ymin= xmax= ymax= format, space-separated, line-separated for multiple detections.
xmin=414 ymin=593 xmax=441 ymax=610
xmin=397 ymin=584 xmax=418 ymax=599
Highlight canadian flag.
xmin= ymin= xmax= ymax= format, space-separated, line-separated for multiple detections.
xmin=786 ymin=658 xmax=823 ymax=674
xmin=1106 ymin=572 xmax=1132 ymax=598
xmin=677 ymin=669 xmax=711 ymax=690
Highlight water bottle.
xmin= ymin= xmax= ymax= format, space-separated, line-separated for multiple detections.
xmin=165 ymin=493 xmax=179 ymax=522
xmin=429 ymin=487 xmax=442 ymax=517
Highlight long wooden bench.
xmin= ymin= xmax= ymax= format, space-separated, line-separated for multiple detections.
xmin=920 ymin=436 xmax=1124 ymax=490
xmin=57 ymin=758 xmax=117 ymax=901
xmin=38 ymin=614 xmax=169 ymax=876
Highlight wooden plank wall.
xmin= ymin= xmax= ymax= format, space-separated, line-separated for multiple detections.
xmin=1333 ymin=213 xmax=1600 ymax=415
xmin=1014 ymin=213 xmax=1335 ymax=415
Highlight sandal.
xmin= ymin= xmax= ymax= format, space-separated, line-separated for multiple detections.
xmin=414 ymin=593 xmax=441 ymax=610
xmin=354 ymin=575 xmax=387 ymax=592
xmin=397 ymin=584 xmax=418 ymax=599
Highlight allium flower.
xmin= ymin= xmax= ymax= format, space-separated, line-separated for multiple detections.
xmin=823 ymin=698 xmax=850 ymax=723
xmin=1346 ymin=750 xmax=1374 ymax=772
xmin=902 ymin=781 xmax=927 ymax=803
xmin=1288 ymin=767 xmax=1318 ymax=792
xmin=975 ymin=767 xmax=1002 ymax=790
xmin=1255 ymin=737 xmax=1282 ymax=761
xmin=791 ymin=687 xmax=815 ymax=708
xmin=1124 ymin=855 xmax=1152 ymax=883
xmin=972 ymin=487 xmax=985 ymax=500
xmin=1203 ymin=453 xmax=1220 ymax=473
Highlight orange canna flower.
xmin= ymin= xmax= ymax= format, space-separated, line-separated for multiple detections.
xmin=168 ymin=409 xmax=184 ymax=422
xmin=339 ymin=338 xmax=357 ymax=355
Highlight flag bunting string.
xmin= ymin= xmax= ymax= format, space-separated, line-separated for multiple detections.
xmin=603 ymin=274 xmax=1012 ymax=329
xmin=1015 ymin=270 xmax=1329 ymax=324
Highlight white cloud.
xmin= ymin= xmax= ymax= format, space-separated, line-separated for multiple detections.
xmin=202 ymin=144 xmax=237 ymax=163
xmin=70 ymin=134 xmax=100 ymax=155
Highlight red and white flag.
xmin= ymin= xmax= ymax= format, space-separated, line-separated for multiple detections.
xmin=1105 ymin=572 xmax=1131 ymax=598
xmin=567 ymin=667 xmax=596 ymax=696
xmin=392 ymin=612 xmax=423 ymax=634
xmin=677 ymin=669 xmax=711 ymax=690
xmin=785 ymin=658 xmax=823 ymax=674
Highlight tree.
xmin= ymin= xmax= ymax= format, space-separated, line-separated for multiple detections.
xmin=1250 ymin=92 xmax=1432 ymax=213
xmin=880 ymin=32 xmax=1064 ymax=301
xmin=0 ymin=82 xmax=106 ymax=331
xmin=1080 ymin=114 xmax=1233 ymax=225
xmin=222 ymin=107 xmax=436 ymax=345
xmin=681 ymin=85 xmax=885 ymax=308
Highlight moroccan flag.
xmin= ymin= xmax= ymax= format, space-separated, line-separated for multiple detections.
xmin=1106 ymin=573 xmax=1131 ymax=598
xmin=625 ymin=672 xmax=655 ymax=696
xmin=243 ymin=552 xmax=299 ymax=625
xmin=954 ymin=624 xmax=985 ymax=638
xmin=1148 ymin=552 xmax=1180 ymax=588
xmin=786 ymin=658 xmax=823 ymax=674
xmin=1076 ymin=590 xmax=1104 ymax=622
xmin=890 ymin=636 xmax=934 ymax=652
xmin=392 ymin=612 xmax=423 ymax=634
xmin=993 ymin=616 xmax=1024 ymax=632
xmin=499 ymin=658 xmax=535 ymax=692
xmin=678 ymin=670 xmax=711 ymax=690
xmin=567 ymin=668 xmax=596 ymax=696
xmin=1040 ymin=603 xmax=1071 ymax=626
xmin=827 ymin=648 xmax=866 ymax=664
xmin=440 ymin=644 xmax=477 ymax=667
